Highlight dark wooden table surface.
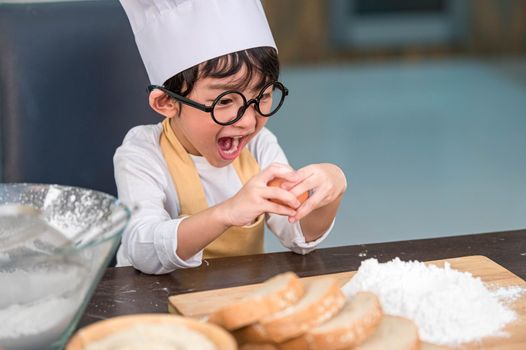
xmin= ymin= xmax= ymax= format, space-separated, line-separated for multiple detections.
xmin=78 ymin=229 xmax=526 ymax=328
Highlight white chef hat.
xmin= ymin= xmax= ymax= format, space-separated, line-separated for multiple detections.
xmin=120 ymin=0 xmax=277 ymax=85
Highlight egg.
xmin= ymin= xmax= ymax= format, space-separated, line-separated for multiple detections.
xmin=267 ymin=178 xmax=309 ymax=207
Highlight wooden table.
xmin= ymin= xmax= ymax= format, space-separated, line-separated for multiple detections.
xmin=78 ymin=229 xmax=526 ymax=328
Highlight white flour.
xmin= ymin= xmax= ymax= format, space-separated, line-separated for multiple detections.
xmin=0 ymin=296 xmax=79 ymax=350
xmin=342 ymin=258 xmax=524 ymax=346
xmin=0 ymin=295 xmax=78 ymax=338
xmin=0 ymin=263 xmax=86 ymax=350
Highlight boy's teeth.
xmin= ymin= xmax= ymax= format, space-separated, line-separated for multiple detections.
xmin=220 ymin=136 xmax=241 ymax=154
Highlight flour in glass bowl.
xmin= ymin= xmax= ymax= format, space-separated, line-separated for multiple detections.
xmin=341 ymin=258 xmax=524 ymax=346
xmin=0 ymin=261 xmax=87 ymax=350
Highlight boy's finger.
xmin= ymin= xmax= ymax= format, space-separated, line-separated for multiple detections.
xmin=265 ymin=187 xmax=301 ymax=209
xmin=295 ymin=164 xmax=316 ymax=178
xmin=288 ymin=176 xmax=314 ymax=199
xmin=277 ymin=169 xmax=301 ymax=182
xmin=265 ymin=201 xmax=297 ymax=217
xmin=290 ymin=189 xmax=323 ymax=221
xmin=278 ymin=174 xmax=305 ymax=190
xmin=259 ymin=163 xmax=296 ymax=183
xmin=283 ymin=166 xmax=317 ymax=191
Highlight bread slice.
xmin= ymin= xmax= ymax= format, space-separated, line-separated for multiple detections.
xmin=421 ymin=342 xmax=453 ymax=350
xmin=208 ymin=272 xmax=304 ymax=330
xmin=239 ymin=344 xmax=278 ymax=350
xmin=234 ymin=277 xmax=346 ymax=343
xmin=355 ymin=315 xmax=420 ymax=350
xmin=66 ymin=314 xmax=236 ymax=350
xmin=279 ymin=291 xmax=383 ymax=350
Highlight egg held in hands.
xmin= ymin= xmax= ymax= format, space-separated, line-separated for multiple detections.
xmin=267 ymin=178 xmax=309 ymax=207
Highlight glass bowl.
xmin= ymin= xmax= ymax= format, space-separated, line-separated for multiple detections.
xmin=0 ymin=183 xmax=130 ymax=350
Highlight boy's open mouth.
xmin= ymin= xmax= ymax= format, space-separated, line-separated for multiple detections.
xmin=217 ymin=136 xmax=244 ymax=160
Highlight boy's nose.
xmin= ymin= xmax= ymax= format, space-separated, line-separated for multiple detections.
xmin=234 ymin=103 xmax=258 ymax=129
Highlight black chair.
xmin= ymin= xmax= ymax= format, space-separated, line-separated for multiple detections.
xmin=0 ymin=0 xmax=157 ymax=196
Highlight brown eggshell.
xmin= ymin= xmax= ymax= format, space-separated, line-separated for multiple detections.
xmin=267 ymin=178 xmax=309 ymax=207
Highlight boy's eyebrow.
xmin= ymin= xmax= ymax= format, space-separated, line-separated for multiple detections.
xmin=207 ymin=82 xmax=242 ymax=90
xmin=207 ymin=82 xmax=260 ymax=92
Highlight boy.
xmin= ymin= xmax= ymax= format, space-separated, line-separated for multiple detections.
xmin=116 ymin=0 xmax=347 ymax=274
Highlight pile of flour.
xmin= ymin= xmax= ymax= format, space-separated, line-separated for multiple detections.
xmin=342 ymin=258 xmax=523 ymax=346
xmin=0 ymin=262 xmax=86 ymax=349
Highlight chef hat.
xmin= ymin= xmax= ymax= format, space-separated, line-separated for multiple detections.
xmin=120 ymin=0 xmax=277 ymax=85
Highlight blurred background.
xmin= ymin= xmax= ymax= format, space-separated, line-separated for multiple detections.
xmin=0 ymin=0 xmax=525 ymax=253
xmin=262 ymin=0 xmax=526 ymax=251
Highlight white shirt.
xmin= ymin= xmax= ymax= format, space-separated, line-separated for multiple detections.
xmin=113 ymin=123 xmax=332 ymax=274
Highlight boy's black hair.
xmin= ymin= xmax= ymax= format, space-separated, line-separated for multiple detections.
xmin=163 ymin=46 xmax=279 ymax=99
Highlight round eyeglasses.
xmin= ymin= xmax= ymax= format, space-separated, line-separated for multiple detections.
xmin=147 ymin=81 xmax=289 ymax=126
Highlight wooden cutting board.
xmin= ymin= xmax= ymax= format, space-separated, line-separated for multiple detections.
xmin=168 ymin=255 xmax=526 ymax=349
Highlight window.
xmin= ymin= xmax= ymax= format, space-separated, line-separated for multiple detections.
xmin=330 ymin=0 xmax=468 ymax=49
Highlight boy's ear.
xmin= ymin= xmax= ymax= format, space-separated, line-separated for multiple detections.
xmin=149 ymin=89 xmax=180 ymax=118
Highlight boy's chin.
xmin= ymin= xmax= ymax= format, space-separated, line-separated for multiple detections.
xmin=216 ymin=146 xmax=243 ymax=163
xmin=208 ymin=153 xmax=236 ymax=168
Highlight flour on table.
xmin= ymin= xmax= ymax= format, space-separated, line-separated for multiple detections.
xmin=341 ymin=258 xmax=524 ymax=346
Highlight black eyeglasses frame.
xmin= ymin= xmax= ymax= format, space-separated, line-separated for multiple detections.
xmin=147 ymin=81 xmax=288 ymax=126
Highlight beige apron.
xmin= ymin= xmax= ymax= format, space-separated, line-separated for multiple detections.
xmin=159 ymin=119 xmax=264 ymax=259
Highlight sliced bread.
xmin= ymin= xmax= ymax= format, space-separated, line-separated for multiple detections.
xmin=235 ymin=277 xmax=346 ymax=343
xmin=421 ymin=342 xmax=453 ymax=350
xmin=239 ymin=344 xmax=279 ymax=350
xmin=355 ymin=315 xmax=420 ymax=350
xmin=66 ymin=314 xmax=236 ymax=350
xmin=279 ymin=291 xmax=383 ymax=350
xmin=208 ymin=272 xmax=304 ymax=330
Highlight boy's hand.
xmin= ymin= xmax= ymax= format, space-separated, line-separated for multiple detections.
xmin=280 ymin=163 xmax=347 ymax=223
xmin=220 ymin=163 xmax=303 ymax=227
xmin=267 ymin=177 xmax=309 ymax=206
